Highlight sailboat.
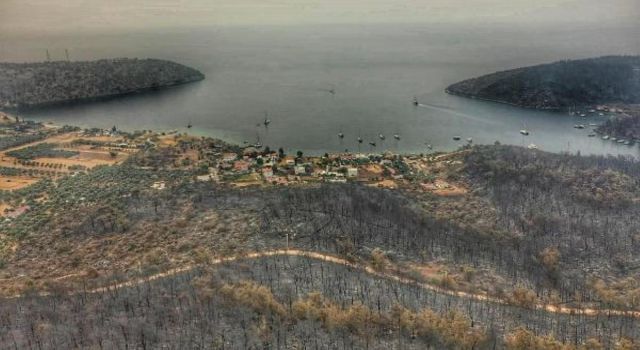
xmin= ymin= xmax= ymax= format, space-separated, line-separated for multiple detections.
xmin=263 ymin=112 xmax=271 ymax=127
xmin=253 ymin=133 xmax=263 ymax=148
xmin=413 ymin=96 xmax=419 ymax=106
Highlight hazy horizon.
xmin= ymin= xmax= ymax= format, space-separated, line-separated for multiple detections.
xmin=1 ymin=0 xmax=639 ymax=36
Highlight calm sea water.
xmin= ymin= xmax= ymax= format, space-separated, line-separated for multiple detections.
xmin=3 ymin=23 xmax=640 ymax=156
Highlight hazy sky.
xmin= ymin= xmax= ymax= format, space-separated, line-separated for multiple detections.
xmin=1 ymin=0 xmax=639 ymax=35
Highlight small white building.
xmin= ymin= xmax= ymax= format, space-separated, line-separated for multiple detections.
xmin=196 ymin=174 xmax=212 ymax=182
xmin=222 ymin=153 xmax=237 ymax=162
xmin=151 ymin=181 xmax=166 ymax=190
xmin=294 ymin=165 xmax=307 ymax=175
xmin=347 ymin=167 xmax=358 ymax=178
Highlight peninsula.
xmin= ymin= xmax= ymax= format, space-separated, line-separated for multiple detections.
xmin=446 ymin=56 xmax=640 ymax=110
xmin=0 ymin=58 xmax=205 ymax=110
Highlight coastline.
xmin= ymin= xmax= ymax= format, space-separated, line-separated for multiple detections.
xmin=444 ymin=88 xmax=565 ymax=111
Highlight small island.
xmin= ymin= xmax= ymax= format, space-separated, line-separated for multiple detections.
xmin=446 ymin=56 xmax=640 ymax=110
xmin=0 ymin=58 xmax=205 ymax=110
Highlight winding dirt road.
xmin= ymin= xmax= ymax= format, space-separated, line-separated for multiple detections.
xmin=7 ymin=249 xmax=640 ymax=319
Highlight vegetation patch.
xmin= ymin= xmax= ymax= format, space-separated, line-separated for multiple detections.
xmin=6 ymin=143 xmax=79 ymax=160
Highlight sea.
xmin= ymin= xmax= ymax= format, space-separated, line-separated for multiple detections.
xmin=2 ymin=22 xmax=640 ymax=156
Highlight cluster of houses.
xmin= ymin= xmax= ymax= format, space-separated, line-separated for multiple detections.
xmin=213 ymin=146 xmax=412 ymax=187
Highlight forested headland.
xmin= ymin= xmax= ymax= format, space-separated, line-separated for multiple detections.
xmin=0 ymin=58 xmax=205 ymax=110
xmin=446 ymin=56 xmax=640 ymax=110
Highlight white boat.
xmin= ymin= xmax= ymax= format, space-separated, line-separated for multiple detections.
xmin=527 ymin=143 xmax=538 ymax=150
xmin=574 ymin=125 xmax=585 ymax=129
xmin=602 ymin=135 xmax=610 ymax=140
xmin=520 ymin=129 xmax=530 ymax=136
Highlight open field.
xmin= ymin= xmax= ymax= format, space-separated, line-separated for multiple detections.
xmin=0 ymin=175 xmax=38 ymax=190
xmin=0 ymin=131 xmax=133 ymax=176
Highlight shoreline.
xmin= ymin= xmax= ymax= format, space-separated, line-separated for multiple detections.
xmin=445 ymin=88 xmax=565 ymax=111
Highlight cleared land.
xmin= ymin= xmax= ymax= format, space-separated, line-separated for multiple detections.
xmin=0 ymin=175 xmax=38 ymax=191
xmin=0 ymin=131 xmax=132 ymax=173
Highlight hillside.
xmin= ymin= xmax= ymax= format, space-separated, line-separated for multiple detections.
xmin=446 ymin=56 xmax=640 ymax=110
xmin=1 ymin=124 xmax=640 ymax=348
xmin=0 ymin=58 xmax=205 ymax=110
xmin=4 ymin=254 xmax=637 ymax=349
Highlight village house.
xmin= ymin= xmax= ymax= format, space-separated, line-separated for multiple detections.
xmin=282 ymin=156 xmax=296 ymax=166
xmin=196 ymin=174 xmax=212 ymax=182
xmin=262 ymin=166 xmax=274 ymax=178
xmin=219 ymin=162 xmax=233 ymax=170
xmin=243 ymin=147 xmax=259 ymax=158
xmin=347 ymin=167 xmax=358 ymax=178
xmin=233 ymin=160 xmax=251 ymax=172
xmin=151 ymin=181 xmax=166 ymax=190
xmin=294 ymin=165 xmax=307 ymax=175
xmin=222 ymin=152 xmax=237 ymax=162
xmin=273 ymin=176 xmax=289 ymax=186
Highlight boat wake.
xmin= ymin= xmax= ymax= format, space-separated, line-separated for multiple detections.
xmin=417 ymin=102 xmax=499 ymax=125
